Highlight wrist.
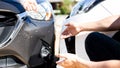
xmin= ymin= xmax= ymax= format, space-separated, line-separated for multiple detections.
xmin=76 ymin=57 xmax=92 ymax=68
xmin=77 ymin=24 xmax=84 ymax=32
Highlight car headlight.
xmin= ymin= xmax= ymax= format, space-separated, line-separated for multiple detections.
xmin=27 ymin=4 xmax=46 ymax=20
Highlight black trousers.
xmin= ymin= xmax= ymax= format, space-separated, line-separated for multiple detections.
xmin=85 ymin=32 xmax=120 ymax=61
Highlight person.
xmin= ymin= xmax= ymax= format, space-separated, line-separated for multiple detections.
xmin=56 ymin=14 xmax=120 ymax=68
xmin=19 ymin=0 xmax=52 ymax=20
xmin=64 ymin=0 xmax=104 ymax=54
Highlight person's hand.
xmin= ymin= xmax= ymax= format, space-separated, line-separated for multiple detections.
xmin=61 ymin=22 xmax=82 ymax=39
xmin=21 ymin=0 xmax=38 ymax=11
xmin=56 ymin=53 xmax=89 ymax=68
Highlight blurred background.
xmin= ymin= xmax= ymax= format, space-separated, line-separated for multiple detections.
xmin=49 ymin=0 xmax=79 ymax=15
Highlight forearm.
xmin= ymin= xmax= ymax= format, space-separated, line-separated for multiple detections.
xmin=80 ymin=15 xmax=120 ymax=32
xmin=77 ymin=59 xmax=120 ymax=68
xmin=91 ymin=60 xmax=120 ymax=68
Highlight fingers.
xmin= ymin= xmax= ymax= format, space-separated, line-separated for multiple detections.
xmin=29 ymin=3 xmax=37 ymax=11
xmin=61 ymin=22 xmax=80 ymax=39
xmin=56 ymin=54 xmax=76 ymax=68
xmin=65 ymin=23 xmax=71 ymax=26
xmin=56 ymin=58 xmax=66 ymax=64
xmin=31 ymin=1 xmax=38 ymax=11
xmin=56 ymin=54 xmax=67 ymax=64
xmin=61 ymin=28 xmax=72 ymax=38
xmin=61 ymin=32 xmax=72 ymax=39
xmin=56 ymin=54 xmax=66 ymax=58
xmin=61 ymin=23 xmax=73 ymax=39
xmin=23 ymin=0 xmax=37 ymax=11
